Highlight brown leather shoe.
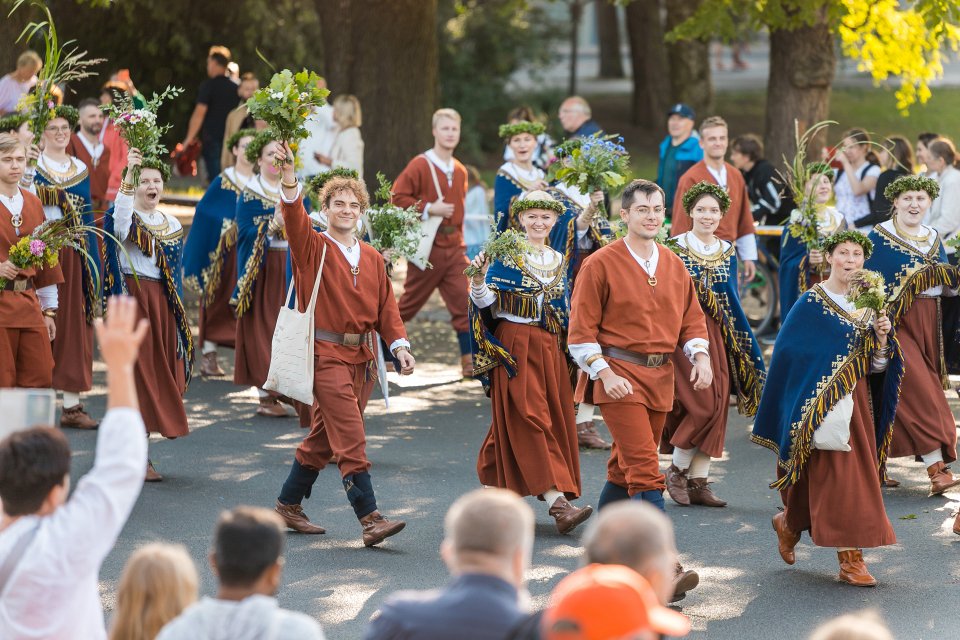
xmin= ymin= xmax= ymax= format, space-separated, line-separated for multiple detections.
xmin=460 ymin=354 xmax=474 ymax=379
xmin=549 ymin=497 xmax=593 ymax=534
xmin=275 ymin=500 xmax=326 ymax=534
xmin=666 ymin=465 xmax=691 ymax=506
xmin=200 ymin=351 xmax=225 ymax=377
xmin=360 ymin=511 xmax=406 ymax=547
xmin=688 ymin=477 xmax=727 ymax=507
xmin=837 ymin=549 xmax=877 ymax=587
xmin=256 ymin=398 xmax=289 ymax=418
xmin=882 ymin=475 xmax=901 ymax=488
xmin=670 ymin=563 xmax=699 ymax=603
xmin=61 ymin=404 xmax=99 ymax=430
xmin=145 ymin=461 xmax=163 ymax=483
xmin=772 ymin=511 xmax=800 ymax=565
xmin=577 ymin=422 xmax=612 ymax=450
xmin=927 ymin=461 xmax=960 ymax=496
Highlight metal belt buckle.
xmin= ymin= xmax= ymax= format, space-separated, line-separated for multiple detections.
xmin=13 ymin=280 xmax=27 ymax=292
xmin=342 ymin=333 xmax=362 ymax=346
xmin=646 ymin=353 xmax=664 ymax=367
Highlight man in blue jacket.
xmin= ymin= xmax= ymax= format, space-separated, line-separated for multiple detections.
xmin=656 ymin=103 xmax=703 ymax=215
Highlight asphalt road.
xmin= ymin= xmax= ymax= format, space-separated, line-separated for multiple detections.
xmin=63 ymin=302 xmax=960 ymax=640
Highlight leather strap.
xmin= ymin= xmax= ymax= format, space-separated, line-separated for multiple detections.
xmin=315 ymin=328 xmax=368 ymax=347
xmin=1 ymin=278 xmax=34 ymax=292
xmin=601 ymin=346 xmax=670 ymax=368
xmin=0 ymin=523 xmax=39 ymax=596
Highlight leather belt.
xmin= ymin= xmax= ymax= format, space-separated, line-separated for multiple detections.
xmin=1 ymin=278 xmax=34 ymax=292
xmin=601 ymin=346 xmax=669 ymax=368
xmin=437 ymin=226 xmax=458 ymax=235
xmin=315 ymin=328 xmax=368 ymax=347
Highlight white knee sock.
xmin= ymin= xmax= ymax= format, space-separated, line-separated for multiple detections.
xmin=62 ymin=391 xmax=81 ymax=408
xmin=202 ymin=340 xmax=218 ymax=355
xmin=672 ymin=447 xmax=695 ymax=470
xmin=689 ymin=451 xmax=712 ymax=479
xmin=575 ymin=403 xmax=596 ymax=424
xmin=921 ymin=449 xmax=944 ymax=467
xmin=544 ymin=489 xmax=564 ymax=508
xmin=837 ymin=547 xmax=856 ymax=552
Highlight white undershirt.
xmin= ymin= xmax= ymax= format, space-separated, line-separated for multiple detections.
xmin=0 ymin=188 xmax=57 ymax=309
xmin=112 ymin=191 xmax=183 ymax=279
xmin=569 ymin=242 xmax=709 ymax=379
xmin=224 ymin=166 xmax=251 ymax=191
xmin=76 ymin=132 xmax=104 ymax=167
xmin=706 ymin=164 xmax=728 ymax=191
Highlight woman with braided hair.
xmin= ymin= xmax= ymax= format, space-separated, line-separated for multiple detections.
xmin=468 ymin=190 xmax=592 ymax=535
xmin=662 ymin=182 xmax=766 ymax=508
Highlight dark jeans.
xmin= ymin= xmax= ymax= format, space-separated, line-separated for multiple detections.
xmin=201 ymin=136 xmax=222 ymax=184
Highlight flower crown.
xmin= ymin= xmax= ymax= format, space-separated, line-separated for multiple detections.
xmin=806 ymin=162 xmax=835 ymax=179
xmin=308 ymin=167 xmax=360 ymax=197
xmin=121 ymin=156 xmax=171 ymax=182
xmin=244 ymin=129 xmax=278 ymax=165
xmin=226 ymin=128 xmax=257 ymax=154
xmin=499 ymin=121 xmax=546 ymax=142
xmin=49 ymin=105 xmax=79 ymax=129
xmin=883 ymin=174 xmax=940 ymax=202
xmin=0 ymin=114 xmax=26 ymax=133
xmin=681 ymin=181 xmax=731 ymax=214
xmin=511 ymin=197 xmax=564 ymax=217
xmin=823 ymin=230 xmax=873 ymax=257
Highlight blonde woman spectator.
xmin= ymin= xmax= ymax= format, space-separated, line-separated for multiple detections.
xmin=110 ymin=543 xmax=199 ymax=640
xmin=924 ymin=137 xmax=960 ymax=259
xmin=316 ymin=95 xmax=364 ymax=177
xmin=0 ymin=51 xmax=42 ymax=115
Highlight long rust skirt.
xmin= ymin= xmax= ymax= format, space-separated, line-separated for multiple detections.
xmin=477 ymin=321 xmax=581 ymax=499
xmin=126 ymin=276 xmax=189 ymax=438
xmin=233 ymin=250 xmax=286 ymax=388
xmin=781 ymin=379 xmax=895 ymax=548
xmin=52 ymin=247 xmax=94 ymax=393
xmin=198 ymin=243 xmax=238 ymax=348
xmin=661 ymin=315 xmax=730 ymax=458
xmin=889 ymin=298 xmax=957 ymax=461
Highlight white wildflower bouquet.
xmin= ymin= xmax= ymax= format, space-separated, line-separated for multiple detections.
xmin=365 ymin=173 xmax=426 ymax=265
xmin=102 ymin=85 xmax=182 ymax=184
xmin=245 ymin=69 xmax=329 ymax=166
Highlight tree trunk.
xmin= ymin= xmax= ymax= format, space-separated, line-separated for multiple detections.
xmin=624 ymin=0 xmax=670 ymax=128
xmin=595 ymin=0 xmax=624 ymax=79
xmin=664 ymin=0 xmax=713 ymax=118
xmin=568 ymin=0 xmax=584 ymax=95
xmin=764 ymin=17 xmax=836 ymax=169
xmin=317 ymin=0 xmax=438 ymax=181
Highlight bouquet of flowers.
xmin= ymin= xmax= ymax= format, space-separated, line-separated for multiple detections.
xmin=0 ymin=216 xmax=105 ymax=291
xmin=783 ymin=120 xmax=840 ymax=255
xmin=102 ymin=85 xmax=182 ymax=185
xmin=847 ymin=269 xmax=887 ymax=313
xmin=464 ymin=228 xmax=535 ymax=278
xmin=364 ymin=173 xmax=426 ymax=265
xmin=551 ymin=133 xmax=630 ymax=218
xmin=245 ymin=69 xmax=329 ymax=166
xmin=12 ymin=1 xmax=103 ymax=156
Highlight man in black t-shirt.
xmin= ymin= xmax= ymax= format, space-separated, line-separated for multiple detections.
xmin=181 ymin=46 xmax=239 ymax=183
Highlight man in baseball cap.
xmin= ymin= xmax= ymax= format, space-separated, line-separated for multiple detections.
xmin=541 ymin=564 xmax=691 ymax=639
xmin=656 ymin=103 xmax=702 ymax=215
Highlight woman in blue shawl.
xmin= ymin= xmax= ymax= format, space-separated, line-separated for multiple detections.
xmin=468 ymin=190 xmax=592 ymax=535
xmin=864 ymin=174 xmax=960 ymax=495
xmin=779 ymin=163 xmax=848 ymax=320
xmin=662 ymin=182 xmax=766 ymax=508
xmin=753 ymin=230 xmax=903 ymax=587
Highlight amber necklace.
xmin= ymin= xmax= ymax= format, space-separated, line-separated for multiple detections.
xmin=892 ymin=215 xmax=930 ymax=244
xmin=683 ymin=232 xmax=724 ymax=262
xmin=40 ymin=154 xmax=78 ymax=182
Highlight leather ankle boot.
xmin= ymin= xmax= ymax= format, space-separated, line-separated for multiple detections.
xmin=548 ymin=497 xmax=593 ymax=534
xmin=670 ymin=563 xmax=700 ymax=603
xmin=257 ymin=397 xmax=288 ymax=418
xmin=576 ymin=422 xmax=611 ymax=449
xmin=275 ymin=500 xmax=326 ymax=534
xmin=688 ymin=477 xmax=727 ymax=507
xmin=359 ymin=511 xmax=405 ymax=547
xmin=837 ymin=549 xmax=877 ymax=587
xmin=772 ymin=511 xmax=800 ymax=565
xmin=927 ymin=461 xmax=960 ymax=496
xmin=61 ymin=404 xmax=99 ymax=430
xmin=666 ymin=465 xmax=691 ymax=506
xmin=200 ymin=351 xmax=225 ymax=376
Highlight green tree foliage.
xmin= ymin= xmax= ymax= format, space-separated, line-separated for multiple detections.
xmin=669 ymin=0 xmax=960 ymax=114
xmin=437 ymin=0 xmax=563 ymax=161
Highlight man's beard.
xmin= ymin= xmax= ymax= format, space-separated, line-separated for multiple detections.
xmin=82 ymin=125 xmax=103 ymax=137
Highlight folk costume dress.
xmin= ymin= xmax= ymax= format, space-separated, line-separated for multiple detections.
xmin=183 ymin=167 xmax=247 ymax=351
xmin=568 ymin=239 xmax=709 ymax=504
xmin=106 ymin=192 xmax=193 ymax=437
xmin=865 ymin=220 xmax=959 ymax=464
xmin=752 ymin=284 xmax=901 ymax=548
xmin=470 ymin=247 xmax=582 ymax=499
xmin=779 ymin=206 xmax=846 ymax=320
xmin=661 ymin=233 xmax=765 ymax=465
xmin=31 ymin=154 xmax=101 ymax=396
xmin=232 ymin=174 xmax=287 ymax=389
xmin=0 ymin=187 xmax=63 ymax=388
